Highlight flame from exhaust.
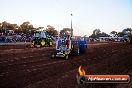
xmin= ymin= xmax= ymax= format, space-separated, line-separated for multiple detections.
xmin=78 ymin=66 xmax=86 ymax=76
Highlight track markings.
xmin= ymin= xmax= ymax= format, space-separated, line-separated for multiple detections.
xmin=29 ymin=56 xmax=33 ymax=58
xmin=0 ymin=60 xmax=66 ymax=75
xmin=32 ymin=69 xmax=37 ymax=71
xmin=27 ymin=69 xmax=31 ymax=72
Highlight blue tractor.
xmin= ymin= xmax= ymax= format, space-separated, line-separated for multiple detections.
xmin=51 ymin=28 xmax=87 ymax=60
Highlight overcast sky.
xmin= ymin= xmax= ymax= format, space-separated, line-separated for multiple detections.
xmin=0 ymin=0 xmax=132 ymax=36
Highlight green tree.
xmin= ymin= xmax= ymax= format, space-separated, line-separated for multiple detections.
xmin=117 ymin=32 xmax=125 ymax=37
xmin=90 ymin=29 xmax=101 ymax=39
xmin=19 ymin=21 xmax=34 ymax=34
xmin=93 ymin=29 xmax=101 ymax=35
xmin=110 ymin=31 xmax=117 ymax=37
xmin=90 ymin=29 xmax=110 ymax=39
xmin=46 ymin=25 xmax=58 ymax=37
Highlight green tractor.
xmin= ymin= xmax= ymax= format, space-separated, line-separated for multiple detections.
xmin=31 ymin=31 xmax=52 ymax=47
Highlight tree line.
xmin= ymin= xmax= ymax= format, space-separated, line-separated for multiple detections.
xmin=0 ymin=21 xmax=58 ymax=37
xmin=89 ymin=28 xmax=132 ymax=39
xmin=0 ymin=21 xmax=131 ymax=39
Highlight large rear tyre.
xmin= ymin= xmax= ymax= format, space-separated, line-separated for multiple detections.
xmin=77 ymin=48 xmax=80 ymax=55
xmin=130 ymin=38 xmax=132 ymax=44
xmin=31 ymin=40 xmax=35 ymax=47
xmin=72 ymin=45 xmax=80 ymax=56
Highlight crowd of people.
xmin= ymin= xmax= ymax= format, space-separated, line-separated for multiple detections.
xmin=0 ymin=32 xmax=32 ymax=43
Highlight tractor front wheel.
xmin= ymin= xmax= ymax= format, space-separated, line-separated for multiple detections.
xmin=51 ymin=54 xmax=55 ymax=59
xmin=65 ymin=55 xmax=69 ymax=60
xmin=49 ymin=41 xmax=52 ymax=46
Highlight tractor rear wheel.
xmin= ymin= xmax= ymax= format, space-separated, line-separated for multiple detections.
xmin=130 ymin=38 xmax=132 ymax=44
xmin=72 ymin=45 xmax=80 ymax=56
xmin=31 ymin=40 xmax=35 ymax=47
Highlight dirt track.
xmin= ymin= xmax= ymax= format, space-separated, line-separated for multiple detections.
xmin=0 ymin=43 xmax=132 ymax=88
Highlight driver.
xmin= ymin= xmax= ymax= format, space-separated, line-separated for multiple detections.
xmin=66 ymin=35 xmax=70 ymax=49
